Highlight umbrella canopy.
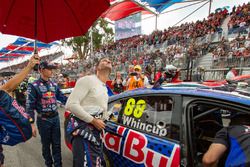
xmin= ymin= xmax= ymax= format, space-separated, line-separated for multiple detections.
xmin=140 ymin=0 xmax=184 ymax=13
xmin=0 ymin=0 xmax=110 ymax=43
xmin=103 ymin=1 xmax=150 ymax=21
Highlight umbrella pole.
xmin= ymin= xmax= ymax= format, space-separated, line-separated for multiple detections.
xmin=34 ymin=0 xmax=38 ymax=54
xmin=34 ymin=40 xmax=38 ymax=54
xmin=33 ymin=39 xmax=39 ymax=71
xmin=33 ymin=0 xmax=39 ymax=70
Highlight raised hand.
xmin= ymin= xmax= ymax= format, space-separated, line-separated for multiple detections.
xmin=27 ymin=54 xmax=40 ymax=69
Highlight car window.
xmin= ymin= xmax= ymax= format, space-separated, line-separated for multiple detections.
xmin=187 ymin=101 xmax=250 ymax=167
xmin=108 ymin=101 xmax=122 ymax=123
xmin=108 ymin=95 xmax=175 ymax=140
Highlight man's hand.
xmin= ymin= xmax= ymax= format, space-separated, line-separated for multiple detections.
xmin=0 ymin=54 xmax=40 ymax=93
xmin=31 ymin=124 xmax=37 ymax=137
xmin=27 ymin=54 xmax=40 ymax=69
xmin=139 ymin=73 xmax=144 ymax=79
xmin=90 ymin=118 xmax=106 ymax=131
xmin=72 ymin=129 xmax=80 ymax=136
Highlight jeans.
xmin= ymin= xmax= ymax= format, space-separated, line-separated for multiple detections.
xmin=37 ymin=116 xmax=62 ymax=167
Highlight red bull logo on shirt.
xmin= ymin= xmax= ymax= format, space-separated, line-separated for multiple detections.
xmin=43 ymin=91 xmax=55 ymax=99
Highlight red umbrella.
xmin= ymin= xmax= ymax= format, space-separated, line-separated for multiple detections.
xmin=0 ymin=0 xmax=110 ymax=44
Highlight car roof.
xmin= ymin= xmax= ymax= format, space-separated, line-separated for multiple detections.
xmin=162 ymin=82 xmax=209 ymax=88
xmin=109 ymin=87 xmax=250 ymax=106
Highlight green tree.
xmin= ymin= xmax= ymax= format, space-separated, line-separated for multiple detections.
xmin=62 ymin=18 xmax=114 ymax=60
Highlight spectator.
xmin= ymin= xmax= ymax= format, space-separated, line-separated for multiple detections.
xmin=165 ymin=65 xmax=182 ymax=83
xmin=154 ymin=67 xmax=164 ymax=82
xmin=144 ymin=65 xmax=154 ymax=85
xmin=192 ymin=66 xmax=205 ymax=82
xmin=123 ymin=65 xmax=149 ymax=90
xmin=111 ymin=71 xmax=124 ymax=94
xmin=226 ymin=67 xmax=237 ymax=81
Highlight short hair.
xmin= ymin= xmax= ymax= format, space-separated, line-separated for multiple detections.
xmin=95 ymin=57 xmax=109 ymax=74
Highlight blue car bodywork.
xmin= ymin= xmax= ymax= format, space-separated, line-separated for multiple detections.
xmin=109 ymin=88 xmax=250 ymax=105
xmin=103 ymin=87 xmax=250 ymax=167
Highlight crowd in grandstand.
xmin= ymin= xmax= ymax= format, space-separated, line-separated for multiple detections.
xmin=212 ymin=34 xmax=250 ymax=68
xmin=228 ymin=3 xmax=250 ymax=34
xmin=0 ymin=2 xmax=249 ymax=93
xmin=91 ymin=2 xmax=250 ymax=76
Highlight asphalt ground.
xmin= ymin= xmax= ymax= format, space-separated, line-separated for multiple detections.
xmin=3 ymin=107 xmax=73 ymax=167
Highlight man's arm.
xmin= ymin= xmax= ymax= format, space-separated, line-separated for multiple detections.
xmin=203 ymin=127 xmax=229 ymax=167
xmin=143 ymin=76 xmax=149 ymax=87
xmin=26 ymin=83 xmax=38 ymax=123
xmin=202 ymin=143 xmax=227 ymax=167
xmin=111 ymin=79 xmax=116 ymax=86
xmin=26 ymin=83 xmax=38 ymax=137
xmin=0 ymin=55 xmax=39 ymax=93
xmin=65 ymin=77 xmax=94 ymax=123
xmin=55 ymin=85 xmax=68 ymax=105
xmin=122 ymin=78 xmax=130 ymax=87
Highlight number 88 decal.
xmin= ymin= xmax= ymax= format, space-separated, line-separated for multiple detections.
xmin=124 ymin=98 xmax=146 ymax=118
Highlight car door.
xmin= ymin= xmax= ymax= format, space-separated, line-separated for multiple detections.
xmin=103 ymin=93 xmax=182 ymax=167
xmin=183 ymin=96 xmax=250 ymax=166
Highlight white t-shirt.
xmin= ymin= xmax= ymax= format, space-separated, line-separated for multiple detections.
xmin=245 ymin=40 xmax=250 ymax=48
xmin=66 ymin=75 xmax=108 ymax=123
xmin=226 ymin=71 xmax=236 ymax=81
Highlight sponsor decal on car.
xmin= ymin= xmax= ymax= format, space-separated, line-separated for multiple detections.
xmin=122 ymin=98 xmax=168 ymax=137
xmin=102 ymin=125 xmax=180 ymax=166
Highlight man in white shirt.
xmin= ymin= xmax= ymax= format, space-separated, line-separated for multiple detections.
xmin=226 ymin=67 xmax=237 ymax=81
xmin=66 ymin=57 xmax=112 ymax=167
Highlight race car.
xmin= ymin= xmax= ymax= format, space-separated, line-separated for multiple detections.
xmin=64 ymin=86 xmax=250 ymax=167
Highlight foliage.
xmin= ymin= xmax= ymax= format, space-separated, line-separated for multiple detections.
xmin=62 ymin=18 xmax=114 ymax=59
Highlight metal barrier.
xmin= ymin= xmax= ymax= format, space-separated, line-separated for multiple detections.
xmin=212 ymin=56 xmax=250 ymax=69
xmin=203 ymin=68 xmax=250 ymax=81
